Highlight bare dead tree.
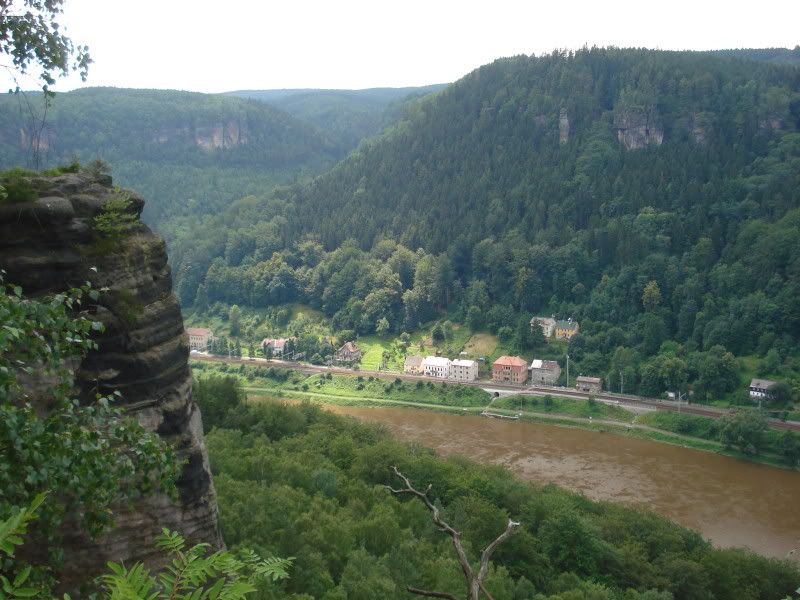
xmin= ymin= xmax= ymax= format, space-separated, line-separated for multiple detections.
xmin=385 ymin=466 xmax=520 ymax=600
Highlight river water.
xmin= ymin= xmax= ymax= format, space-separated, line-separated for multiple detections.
xmin=311 ymin=403 xmax=800 ymax=558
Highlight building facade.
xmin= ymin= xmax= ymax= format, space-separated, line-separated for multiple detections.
xmin=450 ymin=359 xmax=479 ymax=381
xmin=749 ymin=378 xmax=777 ymax=399
xmin=528 ymin=359 xmax=561 ymax=385
xmin=186 ymin=327 xmax=214 ymax=351
xmin=575 ymin=376 xmax=602 ymax=393
xmin=530 ymin=316 xmax=556 ymax=338
xmin=492 ymin=356 xmax=529 ymax=384
xmin=404 ymin=355 xmax=424 ymax=375
xmin=554 ymin=319 xmax=580 ymax=340
xmin=260 ymin=337 xmax=294 ymax=356
xmin=423 ymin=356 xmax=451 ymax=378
xmin=336 ymin=341 xmax=361 ymax=363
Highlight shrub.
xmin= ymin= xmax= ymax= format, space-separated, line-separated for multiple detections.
xmin=0 ymin=168 xmax=38 ymax=203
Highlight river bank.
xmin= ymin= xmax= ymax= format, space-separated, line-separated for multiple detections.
xmin=246 ymin=396 xmax=800 ymax=559
xmin=245 ymin=383 xmax=797 ymax=470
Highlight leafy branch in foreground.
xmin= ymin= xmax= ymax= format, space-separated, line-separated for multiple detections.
xmin=386 ymin=466 xmax=519 ymax=600
xmin=0 ymin=273 xmax=178 ymax=576
xmin=0 ymin=493 xmax=46 ymax=598
xmin=99 ymin=528 xmax=292 ymax=600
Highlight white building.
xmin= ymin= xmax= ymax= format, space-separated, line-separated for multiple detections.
xmin=186 ymin=327 xmax=214 ymax=351
xmin=450 ymin=359 xmax=479 ymax=382
xmin=749 ymin=378 xmax=777 ymax=399
xmin=423 ymin=356 xmax=451 ymax=378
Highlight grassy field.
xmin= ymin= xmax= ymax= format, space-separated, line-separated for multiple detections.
xmin=301 ymin=373 xmax=491 ymax=407
xmin=493 ymin=394 xmax=635 ymax=421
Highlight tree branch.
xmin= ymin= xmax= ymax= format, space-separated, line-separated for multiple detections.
xmin=476 ymin=519 xmax=520 ymax=586
xmin=407 ymin=587 xmax=461 ymax=600
xmin=386 ymin=466 xmax=520 ymax=600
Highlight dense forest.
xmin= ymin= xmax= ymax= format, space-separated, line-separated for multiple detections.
xmin=225 ymin=85 xmax=447 ymax=153
xmin=167 ymin=48 xmax=800 ymax=402
xmin=0 ymin=86 xmax=443 ymax=226
xmin=194 ymin=378 xmax=800 ymax=599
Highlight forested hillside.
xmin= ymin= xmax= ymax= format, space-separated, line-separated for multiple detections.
xmin=195 ymin=388 xmax=800 ymax=599
xmin=170 ymin=48 xmax=800 ymax=401
xmin=0 ymin=87 xmax=338 ymax=223
xmin=226 ymin=85 xmax=446 ymax=153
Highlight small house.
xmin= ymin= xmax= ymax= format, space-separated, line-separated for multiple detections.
xmin=492 ymin=356 xmax=529 ymax=384
xmin=186 ymin=327 xmax=214 ymax=351
xmin=404 ymin=355 xmax=424 ymax=375
xmin=450 ymin=359 xmax=479 ymax=382
xmin=529 ymin=359 xmax=561 ymax=385
xmin=749 ymin=378 xmax=777 ymax=400
xmin=576 ymin=376 xmax=602 ymax=393
xmin=336 ymin=341 xmax=361 ymax=363
xmin=261 ymin=337 xmax=295 ymax=357
xmin=423 ymin=356 xmax=451 ymax=378
xmin=554 ymin=319 xmax=579 ymax=340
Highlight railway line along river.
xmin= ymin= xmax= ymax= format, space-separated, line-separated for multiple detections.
xmin=294 ymin=401 xmax=800 ymax=559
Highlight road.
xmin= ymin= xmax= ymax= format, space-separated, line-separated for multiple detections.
xmin=190 ymin=353 xmax=800 ymax=432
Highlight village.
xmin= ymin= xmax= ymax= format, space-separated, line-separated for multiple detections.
xmin=187 ymin=313 xmax=783 ymax=402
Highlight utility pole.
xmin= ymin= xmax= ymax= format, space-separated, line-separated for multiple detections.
xmin=565 ymin=354 xmax=570 ymax=388
xmin=619 ymin=370 xmax=624 ymax=394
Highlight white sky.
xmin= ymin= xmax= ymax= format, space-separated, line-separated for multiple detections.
xmin=6 ymin=0 xmax=800 ymax=93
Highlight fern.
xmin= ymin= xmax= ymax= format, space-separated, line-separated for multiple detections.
xmin=102 ymin=530 xmax=291 ymax=600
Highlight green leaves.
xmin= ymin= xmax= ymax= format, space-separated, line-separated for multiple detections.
xmin=101 ymin=530 xmax=291 ymax=600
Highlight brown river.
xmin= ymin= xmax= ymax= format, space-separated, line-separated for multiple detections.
xmin=309 ymin=403 xmax=800 ymax=558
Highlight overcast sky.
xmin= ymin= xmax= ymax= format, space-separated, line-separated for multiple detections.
xmin=7 ymin=0 xmax=800 ymax=93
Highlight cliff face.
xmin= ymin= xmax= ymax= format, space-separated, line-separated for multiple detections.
xmin=0 ymin=173 xmax=221 ymax=584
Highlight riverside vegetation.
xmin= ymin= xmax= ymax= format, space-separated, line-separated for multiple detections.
xmin=191 ymin=362 xmax=800 ymax=469
xmin=193 ymin=375 xmax=800 ymax=599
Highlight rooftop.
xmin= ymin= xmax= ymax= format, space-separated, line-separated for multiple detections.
xmin=186 ymin=327 xmax=212 ymax=336
xmin=576 ymin=376 xmax=602 ymax=383
xmin=493 ymin=355 xmax=528 ymax=368
xmin=452 ymin=359 xmax=477 ymax=367
xmin=750 ymin=378 xmax=778 ymax=388
xmin=530 ymin=359 xmax=559 ymax=370
xmin=424 ymin=356 xmax=451 ymax=368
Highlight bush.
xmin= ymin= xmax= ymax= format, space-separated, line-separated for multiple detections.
xmin=0 ymin=168 xmax=38 ymax=203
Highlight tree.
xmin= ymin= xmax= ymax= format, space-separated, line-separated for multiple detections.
xmin=777 ymin=431 xmax=800 ymax=467
xmin=1 ymin=0 xmax=91 ymax=92
xmin=375 ymin=317 xmax=390 ymax=336
xmin=385 ymin=467 xmax=519 ymax=600
xmin=431 ymin=322 xmax=445 ymax=345
xmin=229 ymin=304 xmax=242 ymax=337
xmin=769 ymin=382 xmax=793 ymax=407
xmin=719 ymin=411 xmax=768 ymax=455
xmin=642 ymin=280 xmax=662 ymax=312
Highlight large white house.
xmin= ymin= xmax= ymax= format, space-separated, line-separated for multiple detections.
xmin=423 ymin=356 xmax=451 ymax=378
xmin=450 ymin=359 xmax=479 ymax=382
xmin=749 ymin=378 xmax=777 ymax=400
xmin=186 ymin=327 xmax=214 ymax=351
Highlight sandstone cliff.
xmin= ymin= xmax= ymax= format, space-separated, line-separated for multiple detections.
xmin=0 ymin=173 xmax=221 ymax=585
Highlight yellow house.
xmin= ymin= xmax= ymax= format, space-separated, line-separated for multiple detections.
xmin=554 ymin=319 xmax=579 ymax=340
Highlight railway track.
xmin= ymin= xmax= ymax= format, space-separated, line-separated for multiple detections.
xmin=191 ymin=354 xmax=800 ymax=432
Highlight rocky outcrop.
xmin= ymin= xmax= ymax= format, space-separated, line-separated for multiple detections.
xmin=613 ymin=106 xmax=663 ymax=150
xmin=689 ymin=111 xmax=713 ymax=144
xmin=0 ymin=173 xmax=221 ymax=586
xmin=558 ymin=108 xmax=570 ymax=144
